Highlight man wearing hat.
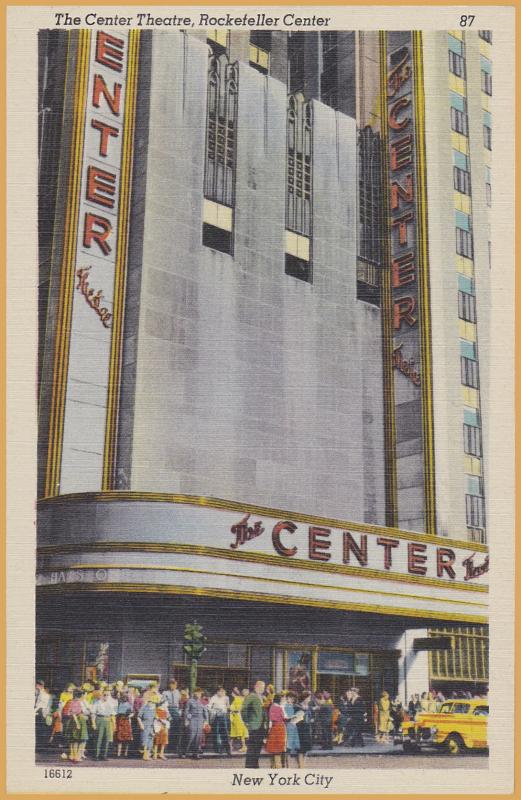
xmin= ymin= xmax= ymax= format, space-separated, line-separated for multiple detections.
xmin=162 ymin=679 xmax=181 ymax=755
xmin=347 ymin=687 xmax=366 ymax=748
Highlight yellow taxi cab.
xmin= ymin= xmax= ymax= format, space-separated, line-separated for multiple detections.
xmin=397 ymin=698 xmax=488 ymax=755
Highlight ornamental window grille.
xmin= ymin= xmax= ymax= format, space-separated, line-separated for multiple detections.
xmin=286 ymin=92 xmax=312 ymax=237
xmin=358 ymin=126 xmax=383 ymax=268
xmin=204 ymin=52 xmax=238 ymax=208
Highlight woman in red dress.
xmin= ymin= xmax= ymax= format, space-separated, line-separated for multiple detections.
xmin=265 ymin=694 xmax=287 ymax=768
xmin=115 ymin=693 xmax=134 ymax=758
xmin=153 ymin=703 xmax=170 ymax=760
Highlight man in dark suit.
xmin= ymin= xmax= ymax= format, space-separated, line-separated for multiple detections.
xmin=347 ymin=687 xmax=366 ymax=748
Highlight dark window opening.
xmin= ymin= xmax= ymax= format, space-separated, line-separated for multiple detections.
xmin=454 ymin=166 xmax=471 ymax=195
xmin=203 ymin=222 xmax=232 ymax=254
xmin=250 ymin=30 xmax=272 ymax=50
xmin=285 ymin=253 xmax=311 ymax=282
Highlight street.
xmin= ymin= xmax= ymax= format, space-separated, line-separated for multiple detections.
xmin=37 ymin=747 xmax=488 ymax=770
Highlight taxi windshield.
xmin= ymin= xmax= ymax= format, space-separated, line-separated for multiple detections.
xmin=439 ymin=703 xmax=453 ymax=713
xmin=473 ymin=706 xmax=489 ymax=716
xmin=451 ymin=703 xmax=470 ymax=714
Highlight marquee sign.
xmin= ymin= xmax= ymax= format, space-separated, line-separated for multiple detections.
xmin=53 ymin=31 xmax=138 ymax=494
xmin=384 ymin=32 xmax=434 ymax=532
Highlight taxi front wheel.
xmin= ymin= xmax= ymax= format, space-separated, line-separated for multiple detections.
xmin=445 ymin=734 xmax=466 ymax=755
xmin=403 ymin=740 xmax=419 ymax=754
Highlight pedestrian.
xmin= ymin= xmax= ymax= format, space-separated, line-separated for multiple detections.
xmin=153 ymin=702 xmax=170 ymax=760
xmin=347 ymin=688 xmax=366 ymax=748
xmin=390 ymin=696 xmax=404 ymax=736
xmin=337 ymin=690 xmax=352 ymax=745
xmin=177 ymin=689 xmax=190 ymax=757
xmin=376 ymin=691 xmax=392 ymax=743
xmin=63 ymin=689 xmax=89 ymax=762
xmin=208 ymin=687 xmax=232 ymax=756
xmin=91 ymin=688 xmax=116 ymax=761
xmin=162 ymin=679 xmax=181 ymax=755
xmin=137 ymin=696 xmax=157 ymax=761
xmin=34 ymin=680 xmax=51 ymax=751
xmin=419 ymin=691 xmax=430 ymax=713
xmin=115 ymin=691 xmax=134 ymax=758
xmin=283 ymin=691 xmax=301 ymax=766
xmin=48 ymin=693 xmax=64 ymax=753
xmin=241 ymin=680 xmax=267 ymax=769
xmin=182 ymin=688 xmax=209 ymax=760
xmin=294 ymin=691 xmax=314 ymax=767
xmin=314 ymin=694 xmax=333 ymax=751
xmin=265 ymin=694 xmax=287 ymax=769
xmin=229 ymin=688 xmax=249 ymax=753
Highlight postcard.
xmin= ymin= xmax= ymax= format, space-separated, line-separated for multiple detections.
xmin=5 ymin=3 xmax=516 ymax=795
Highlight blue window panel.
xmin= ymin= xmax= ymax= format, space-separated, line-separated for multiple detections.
xmin=455 ymin=210 xmax=470 ymax=231
xmin=453 ymin=150 xmax=469 ymax=171
xmin=467 ymin=476 xmax=482 ymax=496
xmin=484 ymin=165 xmax=491 ymax=183
xmin=483 ymin=110 xmax=492 ymax=127
xmin=458 ymin=274 xmax=474 ymax=294
xmin=464 ymin=408 xmax=479 ymax=427
xmin=460 ymin=340 xmax=477 ymax=360
xmin=480 ymin=55 xmax=492 ymax=73
xmin=448 ymin=34 xmax=463 ymax=54
xmin=450 ymin=91 xmax=466 ymax=111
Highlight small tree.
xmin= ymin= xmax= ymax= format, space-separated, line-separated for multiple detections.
xmin=183 ymin=621 xmax=207 ymax=694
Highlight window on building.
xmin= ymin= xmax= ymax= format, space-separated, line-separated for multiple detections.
xmin=357 ymin=126 xmax=382 ymax=305
xmin=285 ymin=93 xmax=312 ymax=282
xmin=483 ymin=124 xmax=492 ymax=150
xmin=461 ymin=356 xmax=480 ymax=388
xmin=485 ymin=182 xmax=491 ymax=206
xmin=249 ymin=31 xmax=271 ymax=75
xmin=481 ymin=70 xmax=492 ymax=95
xmin=464 ymin=423 xmax=482 ymax=457
xmin=456 ymin=227 xmax=473 ymax=259
xmin=449 ymin=50 xmax=466 ymax=78
xmin=479 ymin=30 xmax=492 ymax=43
xmin=320 ymin=31 xmax=339 ymax=110
xmin=458 ymin=290 xmax=476 ymax=322
xmin=465 ymin=494 xmax=486 ymax=529
xmin=207 ymin=29 xmax=229 ymax=56
xmin=451 ymin=105 xmax=468 ymax=136
xmin=203 ymin=53 xmax=238 ymax=255
xmin=454 ymin=165 xmax=471 ymax=195
xmin=288 ymin=32 xmax=305 ymax=93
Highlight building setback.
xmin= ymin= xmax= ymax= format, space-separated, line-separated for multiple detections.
xmin=37 ymin=28 xmax=489 ymax=702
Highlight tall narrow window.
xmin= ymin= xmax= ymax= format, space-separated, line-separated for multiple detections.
xmin=203 ymin=52 xmax=238 ymax=255
xmin=454 ymin=166 xmax=471 ymax=195
xmin=451 ymin=104 xmax=468 ymax=136
xmin=456 ymin=227 xmax=473 ymax=259
xmin=458 ymin=290 xmax=476 ymax=322
xmin=461 ymin=356 xmax=479 ymax=388
xmin=449 ymin=50 xmax=466 ymax=78
xmin=481 ymin=70 xmax=492 ymax=95
xmin=320 ymin=31 xmax=339 ymax=110
xmin=249 ymin=31 xmax=271 ymax=75
xmin=285 ymin=93 xmax=312 ymax=282
xmin=357 ymin=126 xmax=382 ymax=305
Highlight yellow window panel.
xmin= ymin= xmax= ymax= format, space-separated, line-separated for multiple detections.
xmin=481 ymin=92 xmax=490 ymax=112
xmin=297 ymin=235 xmax=310 ymax=261
xmin=456 ymin=255 xmax=474 ymax=277
xmin=451 ymin=131 xmax=469 ymax=154
xmin=479 ymin=40 xmax=492 ymax=58
xmin=454 ymin=191 xmax=471 ymax=214
xmin=464 ymin=455 xmax=482 ymax=476
xmin=483 ymin=147 xmax=491 ymax=166
xmin=448 ymin=73 xmax=465 ymax=94
xmin=217 ymin=203 xmax=233 ymax=232
xmin=208 ymin=29 xmax=228 ymax=47
xmin=448 ymin=30 xmax=463 ymax=40
xmin=458 ymin=319 xmax=477 ymax=341
xmin=462 ymin=386 xmax=479 ymax=408
xmin=285 ymin=230 xmax=299 ymax=257
xmin=203 ymin=198 xmax=218 ymax=227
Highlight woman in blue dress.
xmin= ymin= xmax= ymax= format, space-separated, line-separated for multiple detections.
xmin=283 ymin=691 xmax=301 ymax=767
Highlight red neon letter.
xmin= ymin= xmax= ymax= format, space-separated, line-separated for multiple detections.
xmin=91 ymin=119 xmax=120 ymax=157
xmin=83 ymin=213 xmax=113 ymax=256
xmin=408 ymin=543 xmax=428 ymax=575
xmin=388 ymin=96 xmax=411 ymax=130
xmin=391 ymin=174 xmax=414 ymax=210
xmin=308 ymin=527 xmax=331 ymax=562
xmin=391 ymin=212 xmax=414 ymax=247
xmin=392 ymin=252 xmax=416 ymax=288
xmin=272 ymin=521 xmax=298 ymax=557
xmin=95 ymin=31 xmax=125 ymax=72
xmin=92 ymin=74 xmax=122 ymax=116
xmin=343 ymin=532 xmax=368 ymax=567
xmin=376 ymin=537 xmax=400 ymax=570
xmin=390 ymin=135 xmax=413 ymax=171
xmin=437 ymin=548 xmax=456 ymax=579
xmin=393 ymin=296 xmax=417 ymax=329
xmin=86 ymin=166 xmax=117 ymax=209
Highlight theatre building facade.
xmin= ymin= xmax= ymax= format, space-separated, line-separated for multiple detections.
xmin=36 ymin=28 xmax=489 ymax=704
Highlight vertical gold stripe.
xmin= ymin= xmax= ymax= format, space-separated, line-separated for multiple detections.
xmin=412 ymin=32 xmax=437 ymax=534
xmin=379 ymin=31 xmax=398 ymax=527
xmin=44 ymin=31 xmax=91 ymax=497
xmin=102 ymin=31 xmax=141 ymax=490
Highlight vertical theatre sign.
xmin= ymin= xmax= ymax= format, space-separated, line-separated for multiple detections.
xmin=385 ymin=32 xmax=433 ymax=533
xmin=51 ymin=31 xmax=138 ymax=494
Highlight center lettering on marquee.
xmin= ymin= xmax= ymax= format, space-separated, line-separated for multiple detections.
xmin=229 ymin=515 xmax=487 ymax=583
xmin=77 ymin=31 xmax=127 ymax=323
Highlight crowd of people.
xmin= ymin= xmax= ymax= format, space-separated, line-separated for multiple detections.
xmin=34 ymin=678 xmax=488 ymax=767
